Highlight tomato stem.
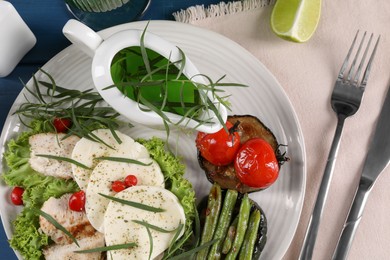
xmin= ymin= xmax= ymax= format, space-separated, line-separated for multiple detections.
xmin=228 ymin=120 xmax=240 ymax=135
xmin=228 ymin=120 xmax=241 ymax=145
xmin=276 ymin=144 xmax=290 ymax=166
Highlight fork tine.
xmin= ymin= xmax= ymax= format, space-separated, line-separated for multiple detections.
xmin=338 ymin=30 xmax=359 ymax=80
xmin=359 ymin=35 xmax=381 ymax=89
xmin=353 ymin=33 xmax=373 ymax=85
xmin=346 ymin=31 xmax=367 ymax=82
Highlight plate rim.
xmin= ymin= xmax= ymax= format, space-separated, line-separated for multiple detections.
xmin=0 ymin=20 xmax=306 ymax=260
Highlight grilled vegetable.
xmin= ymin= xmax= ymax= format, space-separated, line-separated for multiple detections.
xmin=234 ymin=138 xmax=279 ymax=189
xmin=208 ymin=189 xmax=238 ymax=259
xmin=222 ymin=215 xmax=239 ymax=255
xmin=197 ymin=186 xmax=267 ymax=259
xmin=198 ymin=115 xmax=288 ymax=193
xmin=239 ymin=209 xmax=261 ymax=260
xmin=196 ymin=184 xmax=222 ymax=260
xmin=196 ymin=121 xmax=241 ymax=166
xmin=225 ymin=194 xmax=250 ymax=260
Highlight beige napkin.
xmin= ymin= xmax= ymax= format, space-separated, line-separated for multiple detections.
xmin=174 ymin=0 xmax=390 ymax=259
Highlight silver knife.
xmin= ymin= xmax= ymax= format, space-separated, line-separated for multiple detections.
xmin=332 ymin=84 xmax=390 ymax=260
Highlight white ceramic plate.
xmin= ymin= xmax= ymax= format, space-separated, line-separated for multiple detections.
xmin=0 ymin=20 xmax=306 ymax=260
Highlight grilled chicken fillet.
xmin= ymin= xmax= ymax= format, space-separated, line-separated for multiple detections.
xmin=39 ymin=194 xmax=96 ymax=245
xmin=43 ymin=232 xmax=105 ymax=260
xmin=29 ymin=133 xmax=80 ymax=179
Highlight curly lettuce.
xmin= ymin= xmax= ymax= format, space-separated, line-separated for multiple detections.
xmin=9 ymin=209 xmax=48 ymax=260
xmin=2 ymin=120 xmax=79 ymax=259
xmin=2 ymin=120 xmax=196 ymax=259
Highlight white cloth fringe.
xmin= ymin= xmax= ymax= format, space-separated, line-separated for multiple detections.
xmin=173 ymin=0 xmax=275 ymax=23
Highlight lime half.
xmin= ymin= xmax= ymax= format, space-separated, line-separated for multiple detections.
xmin=270 ymin=0 xmax=321 ymax=43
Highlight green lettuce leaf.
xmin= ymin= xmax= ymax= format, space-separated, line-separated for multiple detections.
xmin=2 ymin=120 xmax=79 ymax=259
xmin=3 ymin=119 xmax=196 ymax=259
xmin=9 ymin=208 xmax=48 ymax=260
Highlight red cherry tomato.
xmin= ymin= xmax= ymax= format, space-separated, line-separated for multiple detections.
xmin=10 ymin=187 xmax=24 ymax=206
xmin=53 ymin=118 xmax=72 ymax=133
xmin=234 ymin=138 xmax=279 ymax=189
xmin=68 ymin=190 xmax=86 ymax=212
xmin=124 ymin=175 xmax=138 ymax=187
xmin=195 ymin=121 xmax=241 ymax=166
xmin=112 ymin=180 xmax=127 ymax=192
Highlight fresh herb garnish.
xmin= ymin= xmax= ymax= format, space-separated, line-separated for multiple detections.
xmin=163 ymin=223 xmax=187 ymax=259
xmin=146 ymin=226 xmax=153 ymax=260
xmin=170 ymin=223 xmax=185 ymax=247
xmin=35 ymin=154 xmax=151 ymax=170
xmin=162 ymin=204 xmax=210 ymax=259
xmin=35 ymin=154 xmax=91 ymax=169
xmin=162 ymin=203 xmax=201 ymax=259
xmin=168 ymin=239 xmax=220 ymax=260
xmin=98 ymin=193 xmax=165 ymax=212
xmin=110 ymin=27 xmax=247 ymax=135
xmin=15 ymin=69 xmax=121 ymax=142
xmin=132 ymin=220 xmax=180 ymax=233
xmin=74 ymin=242 xmax=137 ymax=254
xmin=96 ymin=156 xmax=152 ymax=166
xmin=111 ymin=46 xmax=226 ymax=121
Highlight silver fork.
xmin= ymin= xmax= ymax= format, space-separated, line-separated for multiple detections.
xmin=299 ymin=31 xmax=380 ymax=260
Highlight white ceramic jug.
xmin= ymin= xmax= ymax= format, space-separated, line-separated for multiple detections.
xmin=62 ymin=19 xmax=227 ymax=133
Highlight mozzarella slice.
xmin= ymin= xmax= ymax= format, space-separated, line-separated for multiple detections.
xmin=29 ymin=133 xmax=80 ymax=179
xmin=85 ymin=158 xmax=165 ymax=232
xmin=71 ymin=129 xmax=149 ymax=190
xmin=104 ymin=186 xmax=186 ymax=260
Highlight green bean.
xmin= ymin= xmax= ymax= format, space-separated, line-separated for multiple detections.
xmin=239 ymin=209 xmax=261 ymax=260
xmin=208 ymin=189 xmax=238 ymax=259
xmin=225 ymin=194 xmax=251 ymax=260
xmin=196 ymin=184 xmax=222 ymax=260
xmin=221 ymin=215 xmax=239 ymax=254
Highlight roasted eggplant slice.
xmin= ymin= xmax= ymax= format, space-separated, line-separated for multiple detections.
xmin=229 ymin=115 xmax=278 ymax=150
xmin=198 ymin=115 xmax=286 ymax=193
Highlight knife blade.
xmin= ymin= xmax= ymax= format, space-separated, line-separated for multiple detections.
xmin=360 ymin=91 xmax=390 ymax=182
xmin=332 ymin=84 xmax=390 ymax=260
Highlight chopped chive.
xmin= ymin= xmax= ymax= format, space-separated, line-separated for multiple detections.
xmin=167 ymin=222 xmax=184 ymax=254
xmin=32 ymin=74 xmax=46 ymax=105
xmin=108 ymin=127 xmax=122 ymax=144
xmin=39 ymin=69 xmax=57 ymax=98
xmin=35 ymin=154 xmax=91 ymax=169
xmin=98 ymin=193 xmax=165 ymax=212
xmin=145 ymin=226 xmax=153 ymax=260
xmin=31 ymin=208 xmax=79 ymax=247
xmin=168 ymin=239 xmax=220 ymax=260
xmin=140 ymin=21 xmax=151 ymax=77
xmin=95 ymin=156 xmax=152 ymax=166
xmin=163 ymin=230 xmax=193 ymax=260
xmin=132 ymin=220 xmax=179 ymax=233
xmin=74 ymin=242 xmax=137 ymax=253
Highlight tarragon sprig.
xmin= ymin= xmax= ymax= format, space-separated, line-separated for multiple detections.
xmin=109 ymin=25 xmax=248 ymax=136
xmin=14 ymin=69 xmax=122 ymax=141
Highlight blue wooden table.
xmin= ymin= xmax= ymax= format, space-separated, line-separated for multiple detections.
xmin=0 ymin=0 xmax=229 ymax=257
